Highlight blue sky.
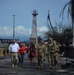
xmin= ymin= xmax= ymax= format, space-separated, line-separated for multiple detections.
xmin=0 ymin=0 xmax=70 ymax=41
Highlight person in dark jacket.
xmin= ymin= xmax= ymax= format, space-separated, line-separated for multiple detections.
xmin=29 ymin=43 xmax=36 ymax=65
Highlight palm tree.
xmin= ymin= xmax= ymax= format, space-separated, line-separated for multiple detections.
xmin=60 ymin=0 xmax=74 ymax=46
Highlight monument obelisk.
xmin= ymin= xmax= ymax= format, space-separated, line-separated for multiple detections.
xmin=31 ymin=10 xmax=38 ymax=44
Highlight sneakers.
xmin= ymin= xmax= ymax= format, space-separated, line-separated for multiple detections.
xmin=12 ymin=64 xmax=15 ymax=69
xmin=50 ymin=66 xmax=56 ymax=69
xmin=15 ymin=65 xmax=17 ymax=68
xmin=38 ymin=66 xmax=43 ymax=70
xmin=12 ymin=64 xmax=17 ymax=68
xmin=38 ymin=66 xmax=40 ymax=69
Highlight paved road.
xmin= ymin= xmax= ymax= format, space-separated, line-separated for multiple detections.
xmin=0 ymin=54 xmax=74 ymax=75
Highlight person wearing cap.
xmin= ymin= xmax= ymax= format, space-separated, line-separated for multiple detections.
xmin=47 ymin=37 xmax=53 ymax=66
xmin=37 ymin=41 xmax=47 ymax=70
xmin=50 ymin=40 xmax=59 ymax=69
xmin=8 ymin=39 xmax=20 ymax=68
xmin=47 ymin=38 xmax=59 ymax=69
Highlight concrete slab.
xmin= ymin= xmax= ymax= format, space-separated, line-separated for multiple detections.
xmin=0 ymin=54 xmax=74 ymax=75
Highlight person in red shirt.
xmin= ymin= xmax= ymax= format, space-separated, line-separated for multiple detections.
xmin=18 ymin=43 xmax=26 ymax=65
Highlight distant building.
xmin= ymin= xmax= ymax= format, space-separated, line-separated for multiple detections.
xmin=0 ymin=39 xmax=19 ymax=43
xmin=0 ymin=39 xmax=19 ymax=48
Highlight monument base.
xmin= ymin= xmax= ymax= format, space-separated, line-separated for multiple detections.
xmin=29 ymin=38 xmax=36 ymax=44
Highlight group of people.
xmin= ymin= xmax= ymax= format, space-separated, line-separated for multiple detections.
xmin=47 ymin=38 xmax=59 ymax=69
xmin=8 ymin=40 xmax=37 ymax=69
xmin=34 ymin=38 xmax=59 ymax=70
xmin=8 ymin=38 xmax=59 ymax=70
xmin=8 ymin=40 xmax=26 ymax=68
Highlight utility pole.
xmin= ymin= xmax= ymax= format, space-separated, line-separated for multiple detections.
xmin=13 ymin=15 xmax=16 ymax=40
xmin=72 ymin=0 xmax=74 ymax=46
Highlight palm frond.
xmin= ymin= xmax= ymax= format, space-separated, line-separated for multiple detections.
xmin=60 ymin=1 xmax=71 ymax=19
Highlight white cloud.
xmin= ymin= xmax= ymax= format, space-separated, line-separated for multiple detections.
xmin=15 ymin=26 xmax=31 ymax=37
xmin=38 ymin=26 xmax=48 ymax=33
xmin=37 ymin=26 xmax=48 ymax=36
xmin=0 ymin=25 xmax=48 ymax=38
xmin=0 ymin=26 xmax=13 ymax=37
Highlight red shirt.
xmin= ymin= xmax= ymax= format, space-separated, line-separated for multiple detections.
xmin=19 ymin=45 xmax=26 ymax=54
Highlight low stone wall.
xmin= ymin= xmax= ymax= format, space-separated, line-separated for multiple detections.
xmin=0 ymin=48 xmax=3 ymax=57
xmin=59 ymin=46 xmax=74 ymax=58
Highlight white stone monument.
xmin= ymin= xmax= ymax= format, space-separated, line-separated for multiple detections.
xmin=30 ymin=10 xmax=38 ymax=44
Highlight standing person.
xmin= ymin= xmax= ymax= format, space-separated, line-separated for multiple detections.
xmin=18 ymin=43 xmax=26 ymax=65
xmin=50 ymin=40 xmax=59 ymax=69
xmin=48 ymin=38 xmax=59 ymax=69
xmin=35 ymin=43 xmax=39 ymax=59
xmin=29 ymin=43 xmax=36 ymax=65
xmin=37 ymin=41 xmax=46 ymax=70
xmin=47 ymin=38 xmax=53 ymax=66
xmin=8 ymin=39 xmax=20 ymax=68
